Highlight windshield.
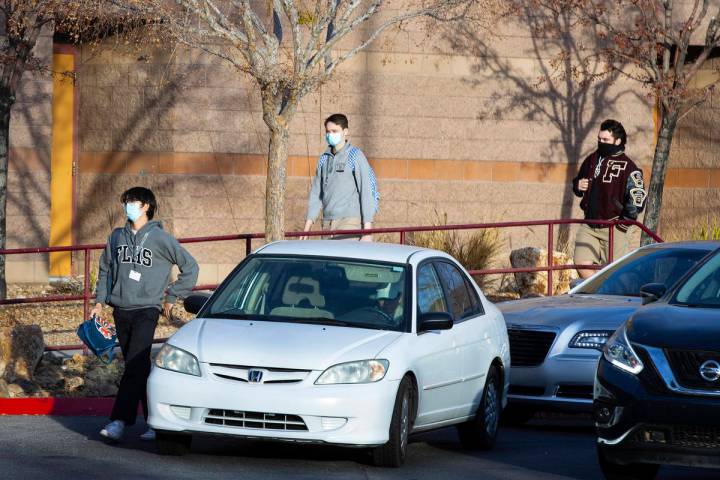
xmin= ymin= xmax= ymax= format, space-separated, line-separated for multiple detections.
xmin=575 ymin=248 xmax=708 ymax=297
xmin=674 ymin=250 xmax=720 ymax=307
xmin=203 ymin=256 xmax=408 ymax=332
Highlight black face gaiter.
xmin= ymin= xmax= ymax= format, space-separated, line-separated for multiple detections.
xmin=597 ymin=141 xmax=624 ymax=157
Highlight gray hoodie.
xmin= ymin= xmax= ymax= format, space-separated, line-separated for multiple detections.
xmin=95 ymin=220 xmax=199 ymax=310
xmin=306 ymin=142 xmax=378 ymax=224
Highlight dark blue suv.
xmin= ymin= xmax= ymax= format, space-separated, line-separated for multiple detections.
xmin=594 ymin=246 xmax=720 ymax=480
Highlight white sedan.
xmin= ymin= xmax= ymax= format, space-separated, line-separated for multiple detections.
xmin=147 ymin=241 xmax=510 ymax=467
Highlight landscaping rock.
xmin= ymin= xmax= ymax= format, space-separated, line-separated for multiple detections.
xmin=510 ymin=247 xmax=578 ymax=297
xmin=7 ymin=383 xmax=25 ymax=398
xmin=0 ymin=324 xmax=45 ymax=382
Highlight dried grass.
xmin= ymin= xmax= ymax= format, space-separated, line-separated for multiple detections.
xmin=405 ymin=212 xmax=503 ymax=290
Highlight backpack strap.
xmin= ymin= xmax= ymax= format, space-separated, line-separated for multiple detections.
xmin=350 ymin=161 xmax=364 ymax=226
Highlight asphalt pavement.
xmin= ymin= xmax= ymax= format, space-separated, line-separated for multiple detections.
xmin=0 ymin=415 xmax=717 ymax=479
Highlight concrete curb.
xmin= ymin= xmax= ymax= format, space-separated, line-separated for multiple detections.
xmin=0 ymin=398 xmax=114 ymax=416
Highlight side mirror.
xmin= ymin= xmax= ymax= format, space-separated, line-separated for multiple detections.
xmin=640 ymin=283 xmax=666 ymax=305
xmin=184 ymin=293 xmax=211 ymax=314
xmin=418 ymin=312 xmax=454 ymax=333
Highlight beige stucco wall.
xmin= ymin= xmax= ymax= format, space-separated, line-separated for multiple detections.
xmin=6 ymin=29 xmax=54 ymax=283
xmin=7 ymin=15 xmax=719 ymax=286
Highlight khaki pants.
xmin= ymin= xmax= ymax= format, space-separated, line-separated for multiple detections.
xmin=322 ymin=217 xmax=363 ymax=240
xmin=574 ymin=223 xmax=629 ymax=265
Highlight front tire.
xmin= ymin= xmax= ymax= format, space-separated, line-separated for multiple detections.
xmin=597 ymin=445 xmax=659 ymax=480
xmin=371 ymin=376 xmax=413 ymax=467
xmin=156 ymin=431 xmax=192 ymax=456
xmin=457 ymin=366 xmax=501 ymax=450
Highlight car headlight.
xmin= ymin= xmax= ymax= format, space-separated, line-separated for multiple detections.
xmin=315 ymin=360 xmax=389 ymax=385
xmin=603 ymin=325 xmax=643 ymax=375
xmin=569 ymin=330 xmax=614 ymax=350
xmin=155 ymin=343 xmax=201 ymax=376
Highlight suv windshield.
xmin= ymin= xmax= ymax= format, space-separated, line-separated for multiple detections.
xmin=674 ymin=250 xmax=720 ymax=308
xmin=575 ymin=248 xmax=708 ymax=297
xmin=203 ymin=256 xmax=408 ymax=332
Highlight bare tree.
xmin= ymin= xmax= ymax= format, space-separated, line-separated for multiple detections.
xmin=140 ymin=0 xmax=492 ymax=241
xmin=527 ymin=0 xmax=720 ymax=244
xmin=0 ymin=1 xmax=156 ymax=299
xmin=0 ymin=1 xmax=80 ymax=300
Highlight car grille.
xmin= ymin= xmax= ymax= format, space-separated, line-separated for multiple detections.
xmin=208 ymin=364 xmax=311 ymax=384
xmin=555 ymin=384 xmax=593 ymax=400
xmin=508 ymin=329 xmax=556 ymax=367
xmin=204 ymin=409 xmax=308 ymax=431
xmin=665 ymin=349 xmax=720 ymax=390
xmin=508 ymin=385 xmax=545 ymax=396
xmin=632 ymin=425 xmax=720 ymax=450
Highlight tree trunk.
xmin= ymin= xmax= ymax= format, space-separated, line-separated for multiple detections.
xmin=264 ymin=122 xmax=291 ymax=242
xmin=0 ymin=92 xmax=12 ymax=300
xmin=640 ymin=108 xmax=679 ymax=246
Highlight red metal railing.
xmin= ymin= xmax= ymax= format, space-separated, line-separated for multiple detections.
xmin=0 ymin=218 xmax=662 ymax=351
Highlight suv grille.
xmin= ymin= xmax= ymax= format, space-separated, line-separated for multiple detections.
xmin=665 ymin=349 xmax=720 ymax=390
xmin=204 ymin=409 xmax=308 ymax=431
xmin=508 ymin=329 xmax=556 ymax=367
xmin=633 ymin=425 xmax=720 ymax=450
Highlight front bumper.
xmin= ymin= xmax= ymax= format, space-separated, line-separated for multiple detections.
xmin=509 ymin=350 xmax=600 ymax=411
xmin=595 ymin=355 xmax=720 ymax=468
xmin=147 ymin=365 xmax=399 ymax=447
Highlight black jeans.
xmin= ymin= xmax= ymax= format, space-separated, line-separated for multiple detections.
xmin=110 ymin=307 xmax=159 ymax=426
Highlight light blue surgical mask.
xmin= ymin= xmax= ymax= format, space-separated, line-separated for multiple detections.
xmin=125 ymin=202 xmax=143 ymax=222
xmin=325 ymin=131 xmax=343 ymax=147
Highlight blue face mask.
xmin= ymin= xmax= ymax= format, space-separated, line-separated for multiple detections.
xmin=325 ymin=131 xmax=343 ymax=147
xmin=125 ymin=202 xmax=143 ymax=222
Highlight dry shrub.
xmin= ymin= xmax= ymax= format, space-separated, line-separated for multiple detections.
xmin=406 ymin=212 xmax=502 ymax=290
xmin=694 ymin=218 xmax=720 ymax=241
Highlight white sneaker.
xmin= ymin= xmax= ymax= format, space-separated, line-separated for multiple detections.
xmin=140 ymin=427 xmax=156 ymax=441
xmin=100 ymin=420 xmax=125 ymax=441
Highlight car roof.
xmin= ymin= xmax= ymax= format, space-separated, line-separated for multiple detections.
xmin=254 ymin=240 xmax=436 ymax=263
xmin=640 ymin=240 xmax=720 ymax=251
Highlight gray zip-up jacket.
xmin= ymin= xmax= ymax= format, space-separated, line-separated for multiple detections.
xmin=306 ymin=142 xmax=377 ymax=224
xmin=95 ymin=220 xmax=199 ymax=310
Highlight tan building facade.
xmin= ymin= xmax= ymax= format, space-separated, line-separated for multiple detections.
xmin=6 ymin=18 xmax=720 ymax=285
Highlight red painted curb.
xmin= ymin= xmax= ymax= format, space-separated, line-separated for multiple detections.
xmin=0 ymin=397 xmax=115 ymax=416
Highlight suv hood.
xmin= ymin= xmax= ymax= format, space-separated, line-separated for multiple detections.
xmin=628 ymin=303 xmax=720 ymax=350
xmin=499 ymin=294 xmax=641 ymax=329
xmin=167 ymin=318 xmax=403 ymax=371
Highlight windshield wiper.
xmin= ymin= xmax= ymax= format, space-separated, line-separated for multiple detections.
xmin=205 ymin=307 xmax=263 ymax=319
xmin=292 ymin=318 xmax=350 ymax=327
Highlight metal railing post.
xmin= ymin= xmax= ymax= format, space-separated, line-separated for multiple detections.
xmin=83 ymin=248 xmax=91 ymax=355
xmin=83 ymin=248 xmax=90 ymax=321
xmin=399 ymin=230 xmax=405 ymax=245
xmin=547 ymin=223 xmax=554 ymax=297
xmin=608 ymin=222 xmax=615 ymax=263
xmin=245 ymin=237 xmax=251 ymax=256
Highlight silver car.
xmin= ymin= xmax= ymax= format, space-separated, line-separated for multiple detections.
xmin=498 ymin=241 xmax=720 ymax=424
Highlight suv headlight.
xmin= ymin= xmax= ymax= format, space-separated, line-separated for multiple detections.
xmin=315 ymin=360 xmax=389 ymax=385
xmin=155 ymin=344 xmax=201 ymax=376
xmin=603 ymin=325 xmax=643 ymax=375
xmin=569 ymin=331 xmax=613 ymax=350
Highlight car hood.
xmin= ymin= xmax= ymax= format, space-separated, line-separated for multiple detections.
xmin=628 ymin=303 xmax=720 ymax=350
xmin=498 ymin=294 xmax=642 ymax=329
xmin=167 ymin=318 xmax=403 ymax=371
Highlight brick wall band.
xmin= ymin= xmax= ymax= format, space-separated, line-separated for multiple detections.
xmin=78 ymin=151 xmax=720 ymax=188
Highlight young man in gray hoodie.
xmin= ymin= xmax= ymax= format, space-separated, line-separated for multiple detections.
xmin=93 ymin=187 xmax=199 ymax=442
xmin=301 ymin=113 xmax=379 ymax=241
